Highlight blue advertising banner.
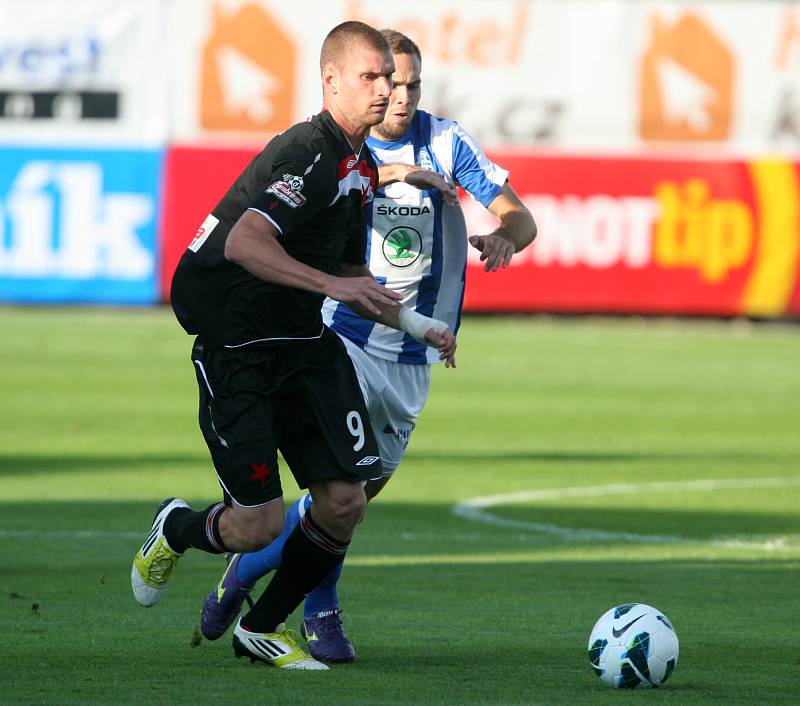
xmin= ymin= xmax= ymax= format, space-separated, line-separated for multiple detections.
xmin=0 ymin=147 xmax=163 ymax=303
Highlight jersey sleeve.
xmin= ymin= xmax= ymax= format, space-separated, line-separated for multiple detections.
xmin=248 ymin=143 xmax=335 ymax=235
xmin=450 ymin=123 xmax=509 ymax=209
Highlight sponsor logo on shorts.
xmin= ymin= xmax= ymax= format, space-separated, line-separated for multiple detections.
xmin=266 ymin=175 xmax=306 ymax=208
xmin=356 ymin=455 xmax=380 ymax=466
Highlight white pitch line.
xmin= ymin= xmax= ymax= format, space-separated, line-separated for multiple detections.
xmin=452 ymin=477 xmax=800 ymax=551
xmin=0 ymin=529 xmax=142 ymax=539
xmin=2 ymin=478 xmax=797 ymax=553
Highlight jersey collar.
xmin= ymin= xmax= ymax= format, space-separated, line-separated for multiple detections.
xmin=366 ymin=124 xmax=413 ymax=152
xmin=319 ymin=110 xmax=366 ymax=159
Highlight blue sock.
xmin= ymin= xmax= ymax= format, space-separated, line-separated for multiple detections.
xmin=235 ymin=494 xmax=310 ymax=586
xmin=304 ymin=559 xmax=344 ymax=619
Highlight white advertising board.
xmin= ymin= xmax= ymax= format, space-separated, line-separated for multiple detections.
xmin=166 ymin=0 xmax=800 ymax=154
xmin=0 ymin=0 xmax=169 ymax=145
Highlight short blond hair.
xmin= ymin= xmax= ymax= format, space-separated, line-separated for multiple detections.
xmin=320 ymin=21 xmax=390 ymax=72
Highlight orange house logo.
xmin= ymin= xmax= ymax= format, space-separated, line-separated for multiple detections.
xmin=639 ymin=13 xmax=734 ymax=141
xmin=200 ymin=3 xmax=296 ymax=132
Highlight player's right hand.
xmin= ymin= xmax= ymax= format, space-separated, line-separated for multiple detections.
xmin=326 ymin=276 xmax=402 ymax=315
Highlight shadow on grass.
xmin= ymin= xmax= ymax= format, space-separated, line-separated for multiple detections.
xmin=2 ymin=447 xmax=797 ymax=477
xmin=0 ymin=453 xmax=208 ymax=476
xmin=405 ymin=449 xmax=799 ymax=464
xmin=1 ymin=498 xmax=797 ymax=547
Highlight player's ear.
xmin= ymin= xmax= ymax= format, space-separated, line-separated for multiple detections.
xmin=322 ymin=64 xmax=339 ymax=93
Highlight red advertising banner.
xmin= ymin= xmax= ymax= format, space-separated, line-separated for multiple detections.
xmin=160 ymin=146 xmax=800 ymax=318
xmin=464 ymin=153 xmax=800 ymax=317
xmin=160 ymin=145 xmax=257 ymax=298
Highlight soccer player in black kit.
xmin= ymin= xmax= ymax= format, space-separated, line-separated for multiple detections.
xmin=131 ymin=21 xmax=455 ymax=670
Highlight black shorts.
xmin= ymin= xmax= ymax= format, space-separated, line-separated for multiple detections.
xmin=191 ymin=327 xmax=382 ymax=506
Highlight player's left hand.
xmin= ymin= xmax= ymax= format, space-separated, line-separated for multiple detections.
xmin=404 ymin=169 xmax=459 ymax=207
xmin=468 ymin=233 xmax=516 ymax=272
xmin=424 ymin=327 xmax=457 ymax=368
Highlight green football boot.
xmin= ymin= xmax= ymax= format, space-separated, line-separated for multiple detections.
xmin=233 ymin=619 xmax=329 ymax=670
xmin=131 ymin=497 xmax=189 ymax=607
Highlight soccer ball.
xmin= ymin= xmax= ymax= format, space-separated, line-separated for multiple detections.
xmin=587 ymin=603 xmax=679 ymax=688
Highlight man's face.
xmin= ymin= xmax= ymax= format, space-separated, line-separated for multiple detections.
xmin=373 ymin=52 xmax=422 ymax=141
xmin=331 ymin=43 xmax=394 ymax=131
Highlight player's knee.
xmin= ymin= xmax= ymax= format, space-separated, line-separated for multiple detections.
xmin=319 ymin=486 xmax=367 ymax=528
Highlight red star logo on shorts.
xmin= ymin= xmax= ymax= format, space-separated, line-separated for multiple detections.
xmin=249 ymin=461 xmax=272 ymax=486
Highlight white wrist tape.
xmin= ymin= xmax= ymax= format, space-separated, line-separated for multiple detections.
xmin=398 ymin=307 xmax=448 ymax=344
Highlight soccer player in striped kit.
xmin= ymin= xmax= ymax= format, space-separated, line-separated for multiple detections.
xmin=199 ymin=29 xmax=536 ymax=663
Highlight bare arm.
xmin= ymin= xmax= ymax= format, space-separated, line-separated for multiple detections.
xmin=224 ymin=210 xmax=401 ymax=314
xmin=336 ymin=262 xmax=457 ymax=368
xmin=377 ymin=163 xmax=458 ymax=206
xmin=468 ymin=182 xmax=537 ymax=271
xmin=377 ymin=162 xmax=416 ymax=188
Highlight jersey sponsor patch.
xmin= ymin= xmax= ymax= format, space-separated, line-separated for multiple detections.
xmin=266 ymin=175 xmax=307 ymax=208
xmin=368 ymin=194 xmax=434 ymax=280
xmin=282 ymin=173 xmax=304 ymax=191
xmin=381 ymin=226 xmax=423 ymax=268
xmin=376 ymin=204 xmax=431 ymax=216
xmin=188 ymin=213 xmax=219 ymax=252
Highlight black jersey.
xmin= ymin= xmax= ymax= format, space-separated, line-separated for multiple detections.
xmin=171 ymin=111 xmax=378 ymax=348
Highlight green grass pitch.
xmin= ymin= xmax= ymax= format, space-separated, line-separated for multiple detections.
xmin=1 ymin=307 xmax=798 ymax=705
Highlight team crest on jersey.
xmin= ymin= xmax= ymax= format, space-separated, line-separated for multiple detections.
xmin=381 ymin=226 xmax=423 ymax=267
xmin=417 ymin=149 xmax=434 ymax=172
xmin=266 ymin=174 xmax=306 ymax=208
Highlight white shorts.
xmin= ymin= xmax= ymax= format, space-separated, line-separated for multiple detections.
xmin=338 ymin=333 xmax=431 ymax=476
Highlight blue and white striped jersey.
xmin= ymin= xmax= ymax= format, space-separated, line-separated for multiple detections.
xmin=322 ymin=110 xmax=509 ymax=364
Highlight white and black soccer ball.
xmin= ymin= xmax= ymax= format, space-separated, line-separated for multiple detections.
xmin=588 ymin=603 xmax=679 ymax=688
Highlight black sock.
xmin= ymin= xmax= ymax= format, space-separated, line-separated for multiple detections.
xmin=242 ymin=510 xmax=348 ymax=633
xmin=163 ymin=503 xmax=227 ymax=555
